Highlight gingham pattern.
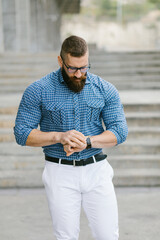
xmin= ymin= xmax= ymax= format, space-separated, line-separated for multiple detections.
xmin=14 ymin=68 xmax=128 ymax=160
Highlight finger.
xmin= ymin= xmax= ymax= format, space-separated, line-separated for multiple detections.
xmin=71 ymin=131 xmax=86 ymax=144
xmin=63 ymin=144 xmax=72 ymax=153
xmin=66 ymin=151 xmax=73 ymax=156
xmin=68 ymin=137 xmax=86 ymax=148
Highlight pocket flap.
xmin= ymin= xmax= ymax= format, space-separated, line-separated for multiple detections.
xmin=46 ymin=102 xmax=64 ymax=111
xmin=86 ymin=98 xmax=105 ymax=108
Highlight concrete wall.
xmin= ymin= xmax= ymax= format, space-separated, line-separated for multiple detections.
xmin=0 ymin=0 xmax=63 ymax=52
xmin=0 ymin=0 xmax=4 ymax=52
xmin=30 ymin=0 xmax=61 ymax=52
xmin=61 ymin=14 xmax=160 ymax=51
xmin=2 ymin=0 xmax=16 ymax=51
xmin=15 ymin=0 xmax=30 ymax=51
xmin=0 ymin=0 xmax=80 ymax=53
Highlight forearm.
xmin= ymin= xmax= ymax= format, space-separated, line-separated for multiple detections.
xmin=26 ymin=129 xmax=86 ymax=148
xmin=26 ymin=129 xmax=61 ymax=147
xmin=90 ymin=130 xmax=117 ymax=148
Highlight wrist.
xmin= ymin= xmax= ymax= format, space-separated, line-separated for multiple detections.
xmin=86 ymin=136 xmax=92 ymax=149
xmin=52 ymin=132 xmax=63 ymax=144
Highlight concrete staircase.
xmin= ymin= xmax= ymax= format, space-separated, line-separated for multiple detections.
xmin=0 ymin=51 xmax=160 ymax=187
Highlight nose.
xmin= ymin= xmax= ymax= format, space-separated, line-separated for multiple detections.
xmin=74 ymin=69 xmax=82 ymax=78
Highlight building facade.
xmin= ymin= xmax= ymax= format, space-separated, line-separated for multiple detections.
xmin=0 ymin=0 xmax=80 ymax=53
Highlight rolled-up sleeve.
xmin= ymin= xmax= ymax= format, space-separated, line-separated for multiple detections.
xmin=101 ymin=82 xmax=128 ymax=145
xmin=14 ymin=81 xmax=42 ymax=146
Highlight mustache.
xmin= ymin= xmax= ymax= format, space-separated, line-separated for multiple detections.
xmin=61 ymin=67 xmax=86 ymax=93
xmin=69 ymin=74 xmax=87 ymax=81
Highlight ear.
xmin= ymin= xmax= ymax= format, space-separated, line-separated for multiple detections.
xmin=58 ymin=56 xmax=63 ymax=68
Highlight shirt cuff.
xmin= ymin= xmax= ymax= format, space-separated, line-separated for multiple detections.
xmin=107 ymin=129 xmax=121 ymax=145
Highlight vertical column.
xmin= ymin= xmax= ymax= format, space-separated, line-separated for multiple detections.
xmin=30 ymin=0 xmax=61 ymax=52
xmin=45 ymin=0 xmax=61 ymax=51
xmin=2 ymin=0 xmax=16 ymax=50
xmin=0 ymin=0 xmax=4 ymax=52
xmin=15 ymin=0 xmax=30 ymax=51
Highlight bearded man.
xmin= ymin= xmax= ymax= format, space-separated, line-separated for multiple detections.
xmin=14 ymin=35 xmax=128 ymax=240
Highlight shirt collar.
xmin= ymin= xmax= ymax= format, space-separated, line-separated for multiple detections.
xmin=58 ymin=68 xmax=90 ymax=84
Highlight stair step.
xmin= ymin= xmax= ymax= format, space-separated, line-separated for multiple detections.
xmin=0 ymin=93 xmax=22 ymax=109
xmin=0 ymin=85 xmax=31 ymax=93
xmin=0 ymin=107 xmax=18 ymax=114
xmin=0 ymin=155 xmax=44 ymax=170
xmin=0 ymin=142 xmax=43 ymax=156
xmin=1 ymin=127 xmax=160 ymax=143
xmin=123 ymin=103 xmax=160 ymax=112
xmin=103 ymin=74 xmax=160 ymax=82
xmin=0 ymin=115 xmax=15 ymax=128
xmin=0 ymin=154 xmax=159 ymax=170
xmin=0 ymin=51 xmax=159 ymax=187
xmin=2 ymin=140 xmax=159 ymax=157
xmin=0 ymin=168 xmax=159 ymax=188
xmin=113 ymin=169 xmax=160 ymax=187
xmin=108 ymin=155 xmax=160 ymax=169
xmin=1 ymin=75 xmax=160 ymax=83
xmin=128 ymin=127 xmax=160 ymax=139
xmin=126 ymin=112 xmax=160 ymax=126
xmin=113 ymin=82 xmax=160 ymax=90
xmin=0 ymin=169 xmax=44 ymax=188
xmin=0 ymin=128 xmax=14 ymax=142
xmin=91 ymin=59 xmax=160 ymax=67
xmin=1 ymin=111 xmax=160 ymax=128
xmin=1 ymin=68 xmax=160 ymax=78
xmin=0 ymin=78 xmax=34 ymax=86
xmin=92 ymin=68 xmax=160 ymax=76
xmin=1 ymin=82 xmax=160 ymax=93
xmin=90 ymin=52 xmax=160 ymax=61
xmin=104 ymin=139 xmax=160 ymax=155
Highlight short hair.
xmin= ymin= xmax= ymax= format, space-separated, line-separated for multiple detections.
xmin=60 ymin=35 xmax=88 ymax=60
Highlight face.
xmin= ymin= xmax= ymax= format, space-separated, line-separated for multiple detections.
xmin=58 ymin=52 xmax=89 ymax=93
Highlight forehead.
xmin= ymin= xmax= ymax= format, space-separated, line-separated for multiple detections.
xmin=66 ymin=52 xmax=89 ymax=67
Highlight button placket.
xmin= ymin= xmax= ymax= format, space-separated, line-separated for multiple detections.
xmin=73 ymin=94 xmax=80 ymax=131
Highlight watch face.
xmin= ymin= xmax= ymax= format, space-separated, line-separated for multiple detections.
xmin=86 ymin=137 xmax=91 ymax=149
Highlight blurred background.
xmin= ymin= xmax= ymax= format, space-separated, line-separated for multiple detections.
xmin=0 ymin=1 xmax=160 ymax=239
xmin=0 ymin=0 xmax=159 ymax=188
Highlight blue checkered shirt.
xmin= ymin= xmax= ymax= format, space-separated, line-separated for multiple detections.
xmin=14 ymin=68 xmax=128 ymax=160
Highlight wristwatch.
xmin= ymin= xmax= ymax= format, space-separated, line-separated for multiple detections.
xmin=86 ymin=136 xmax=92 ymax=149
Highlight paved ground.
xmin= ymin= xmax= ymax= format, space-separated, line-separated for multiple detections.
xmin=0 ymin=187 xmax=160 ymax=240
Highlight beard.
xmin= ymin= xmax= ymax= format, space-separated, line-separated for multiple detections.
xmin=61 ymin=66 xmax=87 ymax=93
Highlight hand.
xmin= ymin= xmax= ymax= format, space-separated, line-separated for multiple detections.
xmin=60 ymin=130 xmax=86 ymax=151
xmin=60 ymin=130 xmax=87 ymax=156
xmin=63 ymin=142 xmax=87 ymax=156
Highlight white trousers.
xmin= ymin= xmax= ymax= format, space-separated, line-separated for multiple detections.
xmin=42 ymin=159 xmax=119 ymax=240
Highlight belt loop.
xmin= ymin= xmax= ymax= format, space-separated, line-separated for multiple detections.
xmin=73 ymin=160 xmax=76 ymax=167
xmin=59 ymin=158 xmax=61 ymax=165
xmin=93 ymin=155 xmax=96 ymax=163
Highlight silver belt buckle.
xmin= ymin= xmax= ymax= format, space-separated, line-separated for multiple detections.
xmin=73 ymin=160 xmax=76 ymax=166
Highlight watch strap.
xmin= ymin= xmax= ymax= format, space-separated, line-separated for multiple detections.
xmin=86 ymin=136 xmax=92 ymax=149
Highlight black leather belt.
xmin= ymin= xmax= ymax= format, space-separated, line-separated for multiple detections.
xmin=45 ymin=152 xmax=107 ymax=166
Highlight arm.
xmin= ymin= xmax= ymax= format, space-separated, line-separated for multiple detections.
xmin=63 ymin=130 xmax=117 ymax=156
xmin=14 ymin=82 xmax=86 ymax=148
xmin=64 ymin=83 xmax=128 ymax=156
xmin=26 ymin=129 xmax=86 ymax=148
xmin=90 ymin=130 xmax=117 ymax=148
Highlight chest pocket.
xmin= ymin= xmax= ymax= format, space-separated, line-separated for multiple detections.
xmin=46 ymin=102 xmax=65 ymax=126
xmin=86 ymin=98 xmax=105 ymax=123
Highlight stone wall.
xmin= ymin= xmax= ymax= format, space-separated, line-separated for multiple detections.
xmin=0 ymin=0 xmax=80 ymax=53
xmin=61 ymin=13 xmax=160 ymax=51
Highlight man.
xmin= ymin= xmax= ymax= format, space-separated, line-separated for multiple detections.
xmin=14 ymin=35 xmax=128 ymax=240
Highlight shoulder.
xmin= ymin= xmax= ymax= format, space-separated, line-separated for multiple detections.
xmin=88 ymin=72 xmax=120 ymax=102
xmin=24 ymin=70 xmax=58 ymax=95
